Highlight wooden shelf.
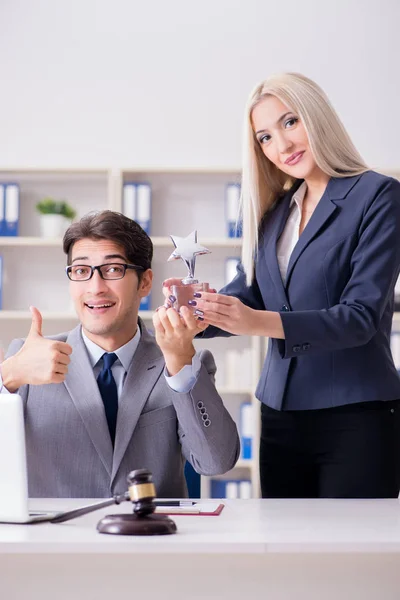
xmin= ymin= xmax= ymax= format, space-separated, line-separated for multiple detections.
xmin=0 ymin=167 xmax=262 ymax=499
xmin=0 ymin=236 xmax=242 ymax=248
xmin=218 ymin=387 xmax=253 ymax=395
xmin=0 ymin=311 xmax=78 ymax=320
xmin=0 ymin=237 xmax=63 ymax=246
xmin=234 ymin=459 xmax=255 ymax=469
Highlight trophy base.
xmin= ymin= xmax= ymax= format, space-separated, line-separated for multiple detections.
xmin=97 ymin=513 xmax=177 ymax=536
xmin=171 ymin=282 xmax=209 ymax=314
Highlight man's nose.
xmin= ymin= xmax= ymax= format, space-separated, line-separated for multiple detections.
xmin=88 ymin=269 xmax=109 ymax=291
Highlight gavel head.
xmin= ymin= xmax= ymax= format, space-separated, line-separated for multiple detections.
xmin=127 ymin=468 xmax=156 ymax=517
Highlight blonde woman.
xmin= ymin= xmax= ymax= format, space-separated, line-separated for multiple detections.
xmin=163 ymin=73 xmax=400 ymax=498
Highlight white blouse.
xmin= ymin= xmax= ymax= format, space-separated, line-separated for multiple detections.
xmin=276 ymin=181 xmax=308 ymax=284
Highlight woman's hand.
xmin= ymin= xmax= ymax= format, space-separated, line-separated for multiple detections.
xmin=161 ymin=278 xmax=184 ymax=308
xmin=190 ymin=291 xmax=284 ymax=337
xmin=152 ymin=305 xmax=208 ymax=375
xmin=162 ymin=277 xmax=216 ymax=308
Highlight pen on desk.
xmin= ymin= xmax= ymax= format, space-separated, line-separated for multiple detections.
xmin=154 ymin=501 xmax=197 ymax=507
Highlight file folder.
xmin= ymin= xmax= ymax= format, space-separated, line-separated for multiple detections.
xmin=0 ymin=255 xmax=3 ymax=309
xmin=3 ymin=184 xmax=19 ymax=236
xmin=240 ymin=402 xmax=253 ymax=459
xmin=225 ymin=257 xmax=240 ymax=284
xmin=122 ymin=183 xmax=137 ymax=220
xmin=122 ymin=182 xmax=152 ymax=234
xmin=139 ymin=294 xmax=151 ymax=311
xmin=136 ymin=183 xmax=151 ymax=234
xmin=225 ymin=183 xmax=242 ymax=238
xmin=0 ymin=185 xmax=5 ymax=236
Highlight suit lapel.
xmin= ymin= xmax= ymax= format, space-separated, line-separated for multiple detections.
xmin=111 ymin=322 xmax=165 ymax=483
xmin=285 ymin=185 xmax=337 ymax=285
xmin=262 ymin=181 xmax=302 ymax=298
xmin=64 ymin=326 xmax=113 ymax=477
xmin=284 ymin=175 xmax=363 ymax=286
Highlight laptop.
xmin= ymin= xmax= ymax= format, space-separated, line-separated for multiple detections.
xmin=0 ymin=394 xmax=62 ymax=523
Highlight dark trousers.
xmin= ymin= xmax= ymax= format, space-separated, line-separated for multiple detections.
xmin=260 ymin=400 xmax=400 ymax=498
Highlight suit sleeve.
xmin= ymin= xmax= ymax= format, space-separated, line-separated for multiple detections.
xmin=169 ymin=349 xmax=240 ymax=475
xmin=279 ymin=178 xmax=400 ymax=358
xmin=3 ymin=338 xmax=29 ymax=401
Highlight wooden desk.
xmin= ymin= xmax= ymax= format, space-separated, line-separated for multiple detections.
xmin=1 ymin=498 xmax=400 ymax=599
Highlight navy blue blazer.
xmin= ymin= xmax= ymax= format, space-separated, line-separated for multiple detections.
xmin=203 ymin=171 xmax=400 ymax=410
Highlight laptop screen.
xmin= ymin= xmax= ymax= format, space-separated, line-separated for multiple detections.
xmin=0 ymin=394 xmax=31 ymax=522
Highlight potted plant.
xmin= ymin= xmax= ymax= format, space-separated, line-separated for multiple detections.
xmin=36 ymin=198 xmax=76 ymax=238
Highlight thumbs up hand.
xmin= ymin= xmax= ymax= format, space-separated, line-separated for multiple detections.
xmin=0 ymin=307 xmax=73 ymax=392
xmin=28 ymin=306 xmax=44 ymax=338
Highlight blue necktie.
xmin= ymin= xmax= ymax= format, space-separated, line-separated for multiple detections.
xmin=97 ymin=353 xmax=118 ymax=446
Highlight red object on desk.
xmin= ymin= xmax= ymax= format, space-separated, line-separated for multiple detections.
xmin=155 ymin=503 xmax=225 ymax=516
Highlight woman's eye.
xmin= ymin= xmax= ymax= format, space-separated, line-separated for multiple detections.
xmin=259 ymin=134 xmax=271 ymax=144
xmin=285 ymin=117 xmax=298 ymax=128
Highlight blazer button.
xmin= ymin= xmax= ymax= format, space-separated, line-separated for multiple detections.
xmin=292 ymin=345 xmax=301 ymax=353
xmin=281 ymin=304 xmax=289 ymax=311
xmin=203 ymin=419 xmax=211 ymax=427
xmin=202 ymin=413 xmax=209 ymax=421
xmin=197 ymin=401 xmax=204 ymax=409
xmin=200 ymin=407 xmax=207 ymax=414
xmin=302 ymin=343 xmax=310 ymax=351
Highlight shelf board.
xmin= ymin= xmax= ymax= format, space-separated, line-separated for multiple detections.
xmin=218 ymin=387 xmax=253 ymax=395
xmin=153 ymin=237 xmax=242 ymax=248
xmin=392 ymin=312 xmax=400 ymax=325
xmin=0 ymin=310 xmax=153 ymax=320
xmin=3 ymin=309 xmax=399 ymax=325
xmin=0 ymin=311 xmax=78 ymax=320
xmin=0 ymin=168 xmax=109 ymax=175
xmin=0 ymin=237 xmax=63 ymax=246
xmin=0 ymin=236 xmax=242 ymax=248
xmin=234 ymin=459 xmax=255 ymax=469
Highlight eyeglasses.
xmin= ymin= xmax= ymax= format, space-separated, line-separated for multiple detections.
xmin=66 ymin=263 xmax=145 ymax=281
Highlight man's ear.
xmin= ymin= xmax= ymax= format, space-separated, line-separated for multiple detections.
xmin=138 ymin=269 xmax=153 ymax=297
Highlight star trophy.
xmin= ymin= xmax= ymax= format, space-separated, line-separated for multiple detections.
xmin=167 ymin=230 xmax=211 ymax=313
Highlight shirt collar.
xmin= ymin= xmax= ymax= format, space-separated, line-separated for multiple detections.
xmin=82 ymin=326 xmax=141 ymax=372
xmin=289 ymin=181 xmax=307 ymax=210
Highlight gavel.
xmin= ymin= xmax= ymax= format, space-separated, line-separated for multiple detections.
xmin=51 ymin=468 xmax=177 ymax=535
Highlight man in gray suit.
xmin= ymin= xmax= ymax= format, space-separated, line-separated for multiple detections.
xmin=0 ymin=211 xmax=239 ymax=498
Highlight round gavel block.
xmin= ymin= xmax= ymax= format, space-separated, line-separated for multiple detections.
xmin=97 ymin=513 xmax=177 ymax=536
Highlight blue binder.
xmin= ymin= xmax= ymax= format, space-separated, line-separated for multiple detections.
xmin=240 ymin=403 xmax=253 ymax=460
xmin=225 ymin=183 xmax=242 ymax=238
xmin=123 ymin=182 xmax=152 ymax=234
xmin=136 ymin=183 xmax=151 ymax=235
xmin=0 ymin=183 xmax=20 ymax=236
xmin=0 ymin=184 xmax=5 ymax=236
xmin=210 ymin=479 xmax=242 ymax=499
xmin=139 ymin=294 xmax=151 ymax=311
xmin=122 ymin=183 xmax=136 ymax=220
xmin=210 ymin=479 xmax=251 ymax=499
xmin=0 ymin=255 xmax=3 ymax=309
xmin=225 ymin=257 xmax=240 ymax=285
xmin=184 ymin=461 xmax=201 ymax=498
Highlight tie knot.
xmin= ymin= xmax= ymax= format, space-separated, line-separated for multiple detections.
xmin=101 ymin=352 xmax=118 ymax=370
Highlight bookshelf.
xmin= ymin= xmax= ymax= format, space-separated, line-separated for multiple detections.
xmin=0 ymin=167 xmax=263 ymax=499
xmin=2 ymin=167 xmax=398 ymax=499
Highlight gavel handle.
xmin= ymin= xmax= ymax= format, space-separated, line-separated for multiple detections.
xmin=50 ymin=492 xmax=130 ymax=524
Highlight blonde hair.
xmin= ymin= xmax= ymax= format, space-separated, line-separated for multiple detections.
xmin=240 ymin=72 xmax=369 ymax=285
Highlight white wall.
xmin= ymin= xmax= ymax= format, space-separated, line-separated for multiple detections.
xmin=0 ymin=0 xmax=399 ymax=169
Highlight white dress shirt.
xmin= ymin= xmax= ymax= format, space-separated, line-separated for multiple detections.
xmin=276 ymin=181 xmax=307 ymax=284
xmin=0 ymin=327 xmax=201 ymax=396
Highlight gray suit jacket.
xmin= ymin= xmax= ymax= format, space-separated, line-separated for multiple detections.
xmin=6 ymin=320 xmax=240 ymax=498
